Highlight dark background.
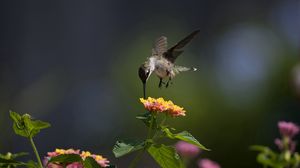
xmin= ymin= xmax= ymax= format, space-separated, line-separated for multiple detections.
xmin=0 ymin=0 xmax=299 ymax=167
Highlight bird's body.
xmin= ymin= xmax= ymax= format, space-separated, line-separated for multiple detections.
xmin=154 ymin=58 xmax=173 ymax=79
xmin=138 ymin=30 xmax=199 ymax=98
xmin=148 ymin=56 xmax=173 ymax=78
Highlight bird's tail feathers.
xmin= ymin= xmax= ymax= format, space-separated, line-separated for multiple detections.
xmin=174 ymin=66 xmax=197 ymax=74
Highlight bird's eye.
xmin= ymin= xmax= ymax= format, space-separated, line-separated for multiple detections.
xmin=146 ymin=70 xmax=150 ymax=76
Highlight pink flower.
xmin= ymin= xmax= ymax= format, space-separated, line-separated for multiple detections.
xmin=198 ymin=159 xmax=221 ymax=168
xmin=67 ymin=162 xmax=84 ymax=168
xmin=175 ymin=141 xmax=200 ymax=158
xmin=278 ymin=121 xmax=300 ymax=138
xmin=44 ymin=149 xmax=110 ymax=168
xmin=46 ymin=162 xmax=83 ymax=168
xmin=45 ymin=163 xmax=64 ymax=168
xmin=91 ymin=154 xmax=110 ymax=167
xmin=140 ymin=97 xmax=186 ymax=117
xmin=47 ymin=149 xmax=80 ymax=157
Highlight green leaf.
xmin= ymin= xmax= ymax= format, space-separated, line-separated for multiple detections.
xmin=0 ymin=152 xmax=28 ymax=160
xmin=0 ymin=158 xmax=20 ymax=164
xmin=136 ymin=112 xmax=151 ymax=121
xmin=10 ymin=152 xmax=28 ymax=159
xmin=291 ymin=152 xmax=300 ymax=167
xmin=250 ymin=145 xmax=272 ymax=153
xmin=26 ymin=160 xmax=39 ymax=168
xmin=0 ymin=152 xmax=29 ymax=168
xmin=113 ymin=139 xmax=145 ymax=158
xmin=47 ymin=154 xmax=82 ymax=165
xmin=147 ymin=144 xmax=184 ymax=168
xmin=162 ymin=128 xmax=209 ymax=151
xmin=9 ymin=111 xmax=23 ymax=127
xmin=250 ymin=146 xmax=288 ymax=168
xmin=250 ymin=145 xmax=277 ymax=159
xmin=0 ymin=158 xmax=27 ymax=168
xmin=256 ymin=153 xmax=277 ymax=167
xmin=10 ymin=111 xmax=28 ymax=137
xmin=136 ymin=112 xmax=157 ymax=129
xmin=174 ymin=131 xmax=209 ymax=151
xmin=23 ymin=114 xmax=51 ymax=138
xmin=9 ymin=111 xmax=51 ymax=138
xmin=83 ymin=157 xmax=101 ymax=168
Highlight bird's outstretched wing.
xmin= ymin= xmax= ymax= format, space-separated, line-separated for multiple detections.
xmin=163 ymin=30 xmax=200 ymax=63
xmin=152 ymin=36 xmax=168 ymax=56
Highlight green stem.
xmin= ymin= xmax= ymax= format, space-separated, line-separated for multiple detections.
xmin=152 ymin=115 xmax=167 ymax=141
xmin=146 ymin=114 xmax=155 ymax=139
xmin=29 ymin=137 xmax=43 ymax=168
xmin=129 ymin=114 xmax=156 ymax=168
xmin=160 ymin=114 xmax=167 ymax=126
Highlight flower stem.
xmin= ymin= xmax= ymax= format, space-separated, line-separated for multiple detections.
xmin=160 ymin=114 xmax=167 ymax=126
xmin=29 ymin=137 xmax=43 ymax=168
xmin=152 ymin=115 xmax=167 ymax=141
xmin=129 ymin=114 xmax=156 ymax=168
xmin=146 ymin=114 xmax=155 ymax=139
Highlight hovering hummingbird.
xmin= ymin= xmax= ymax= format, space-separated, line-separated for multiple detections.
xmin=138 ymin=30 xmax=199 ymax=98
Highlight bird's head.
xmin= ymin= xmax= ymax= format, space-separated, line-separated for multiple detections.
xmin=138 ymin=63 xmax=152 ymax=84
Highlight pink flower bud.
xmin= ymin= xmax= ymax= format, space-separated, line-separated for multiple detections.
xmin=274 ymin=138 xmax=284 ymax=150
xmin=198 ymin=159 xmax=221 ymax=168
xmin=175 ymin=141 xmax=200 ymax=158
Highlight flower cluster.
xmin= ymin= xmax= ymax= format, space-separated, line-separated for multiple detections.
xmin=278 ymin=121 xmax=300 ymax=138
xmin=140 ymin=97 xmax=186 ymax=117
xmin=275 ymin=121 xmax=299 ymax=153
xmin=44 ymin=148 xmax=110 ymax=168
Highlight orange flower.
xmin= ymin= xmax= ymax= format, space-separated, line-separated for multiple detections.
xmin=140 ymin=97 xmax=186 ymax=117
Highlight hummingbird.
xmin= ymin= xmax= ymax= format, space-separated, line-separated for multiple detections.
xmin=138 ymin=30 xmax=199 ymax=98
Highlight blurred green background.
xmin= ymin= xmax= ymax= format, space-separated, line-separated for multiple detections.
xmin=0 ymin=0 xmax=299 ymax=167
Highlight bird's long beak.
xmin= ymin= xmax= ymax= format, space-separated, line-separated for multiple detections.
xmin=143 ymin=82 xmax=146 ymax=99
xmin=142 ymin=70 xmax=153 ymax=99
